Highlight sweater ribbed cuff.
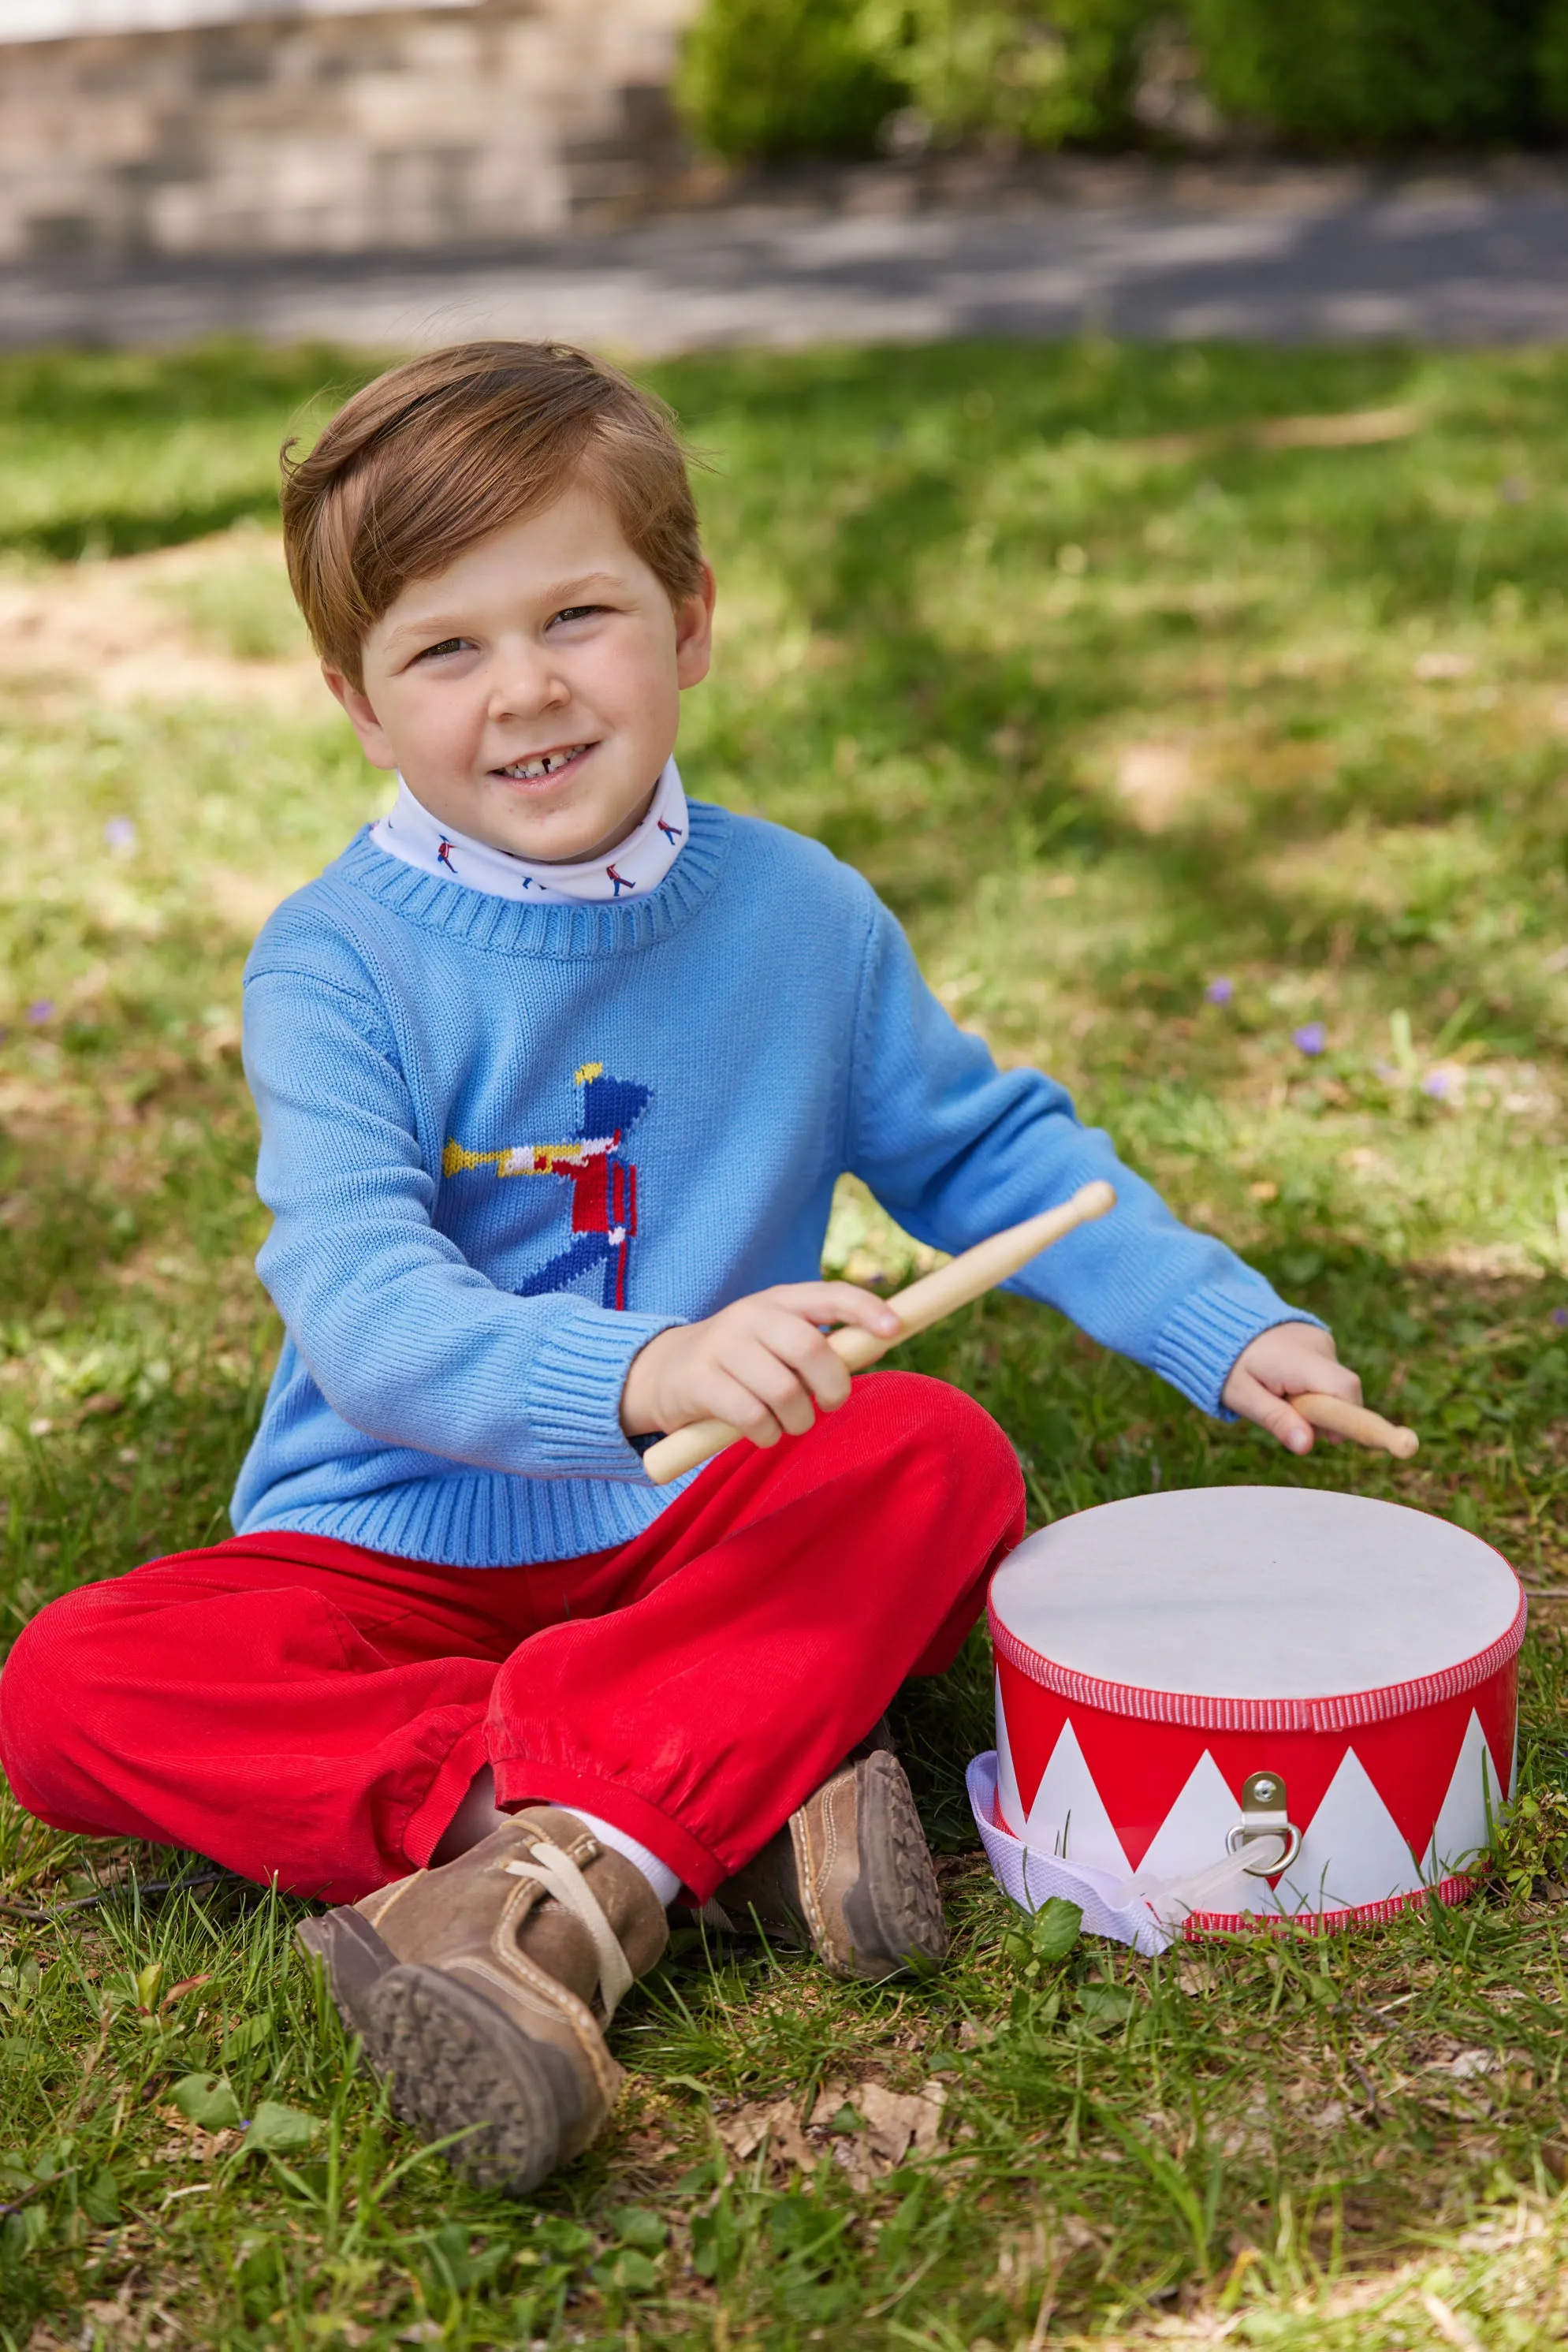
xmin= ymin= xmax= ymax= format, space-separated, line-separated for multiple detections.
xmin=522 ymin=1306 xmax=684 ymax=1479
xmin=1151 ymin=1284 xmax=1326 ymax=1418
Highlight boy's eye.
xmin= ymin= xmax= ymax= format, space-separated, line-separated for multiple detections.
xmin=415 ymin=638 xmax=470 ymax=662
xmin=549 ymin=605 xmax=607 ymax=628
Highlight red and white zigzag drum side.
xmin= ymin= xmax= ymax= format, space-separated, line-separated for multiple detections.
xmin=988 ymin=1487 xmax=1526 ymax=1935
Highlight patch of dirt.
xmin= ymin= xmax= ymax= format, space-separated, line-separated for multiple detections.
xmin=0 ymin=535 xmax=320 ymax=718
xmin=1131 ymin=402 xmax=1424 ymax=466
xmin=1113 ymin=740 xmax=1201 ymax=833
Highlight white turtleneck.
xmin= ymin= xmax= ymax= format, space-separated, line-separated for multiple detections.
xmin=370 ymin=758 xmax=689 ymax=904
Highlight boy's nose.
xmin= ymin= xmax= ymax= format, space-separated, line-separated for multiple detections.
xmin=490 ymin=648 xmax=569 ymax=718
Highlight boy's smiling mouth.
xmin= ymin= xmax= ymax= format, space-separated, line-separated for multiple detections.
xmin=493 ymin=744 xmax=594 ymax=784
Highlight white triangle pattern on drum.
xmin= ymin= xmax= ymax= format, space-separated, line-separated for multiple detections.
xmin=1021 ymin=1719 xmax=1131 ymax=1880
xmin=994 ymin=1672 xmax=1026 ymax=1836
xmin=1421 ymin=1709 xmax=1505 ymax=1882
xmin=1130 ymin=1749 xmax=1243 ymax=1890
xmin=1271 ymin=1746 xmax=1424 ymax=1916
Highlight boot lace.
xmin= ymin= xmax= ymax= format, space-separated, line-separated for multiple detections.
xmin=503 ymin=1841 xmax=635 ymax=2020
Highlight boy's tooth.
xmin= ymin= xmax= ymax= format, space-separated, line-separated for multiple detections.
xmin=500 ymin=744 xmax=584 ymax=779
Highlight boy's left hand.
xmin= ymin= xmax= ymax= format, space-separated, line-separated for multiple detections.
xmin=1222 ymin=1324 xmax=1361 ymax=1456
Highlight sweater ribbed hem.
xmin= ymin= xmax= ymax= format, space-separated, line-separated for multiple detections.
xmin=1152 ymin=1284 xmax=1325 ymax=1417
xmin=524 ymin=1305 xmax=683 ymax=1478
xmin=328 ymin=798 xmax=731 ymax=959
xmin=240 ymin=1467 xmax=688 ymax=1567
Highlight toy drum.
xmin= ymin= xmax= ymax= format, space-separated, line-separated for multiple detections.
xmin=970 ymin=1487 xmax=1525 ymax=1947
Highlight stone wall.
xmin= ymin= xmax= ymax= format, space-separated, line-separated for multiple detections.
xmin=0 ymin=0 xmax=702 ymax=260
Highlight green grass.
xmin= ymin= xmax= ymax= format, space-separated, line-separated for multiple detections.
xmin=5 ymin=336 xmax=1568 ymax=2350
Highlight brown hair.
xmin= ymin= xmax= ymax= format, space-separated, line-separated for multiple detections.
xmin=280 ymin=341 xmax=706 ymax=686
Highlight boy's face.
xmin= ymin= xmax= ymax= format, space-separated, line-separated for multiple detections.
xmin=326 ymin=483 xmax=714 ymax=866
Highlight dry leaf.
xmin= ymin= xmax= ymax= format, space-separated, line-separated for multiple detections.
xmin=856 ymin=2079 xmax=946 ymax=2164
xmin=719 ymin=2077 xmax=947 ymax=2188
xmin=1443 ymin=2049 xmax=1499 ymax=2080
xmin=151 ymin=2108 xmax=242 ymax=2165
xmin=716 ymin=2098 xmax=814 ymax=2170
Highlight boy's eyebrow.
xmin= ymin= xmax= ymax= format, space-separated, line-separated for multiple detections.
xmin=379 ymin=572 xmax=630 ymax=650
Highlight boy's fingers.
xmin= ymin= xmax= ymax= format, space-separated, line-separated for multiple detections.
xmin=1302 ymin=1358 xmax=1363 ymax=1408
xmin=725 ymin=1339 xmax=819 ymax=1438
xmin=702 ymin=1366 xmax=786 ymax=1448
xmin=769 ymin=1282 xmax=903 ymax=1339
xmin=1231 ymin=1370 xmax=1315 ymax=1456
xmin=758 ymin=1314 xmax=855 ymax=1412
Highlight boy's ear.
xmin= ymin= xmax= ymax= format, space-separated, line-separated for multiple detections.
xmin=322 ymin=662 xmax=398 ymax=770
xmin=673 ymin=563 xmax=717 ymax=691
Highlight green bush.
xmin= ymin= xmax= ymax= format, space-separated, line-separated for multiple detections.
xmin=678 ymin=0 xmax=1566 ymax=162
xmin=1539 ymin=0 xmax=1568 ymax=121
xmin=675 ymin=0 xmax=908 ymax=161
xmin=862 ymin=0 xmax=1156 ymax=148
xmin=1186 ymin=0 xmax=1542 ymax=150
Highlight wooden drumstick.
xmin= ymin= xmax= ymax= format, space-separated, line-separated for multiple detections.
xmin=640 ymin=1179 xmax=1117 ymax=1487
xmin=1292 ymin=1391 xmax=1419 ymax=1460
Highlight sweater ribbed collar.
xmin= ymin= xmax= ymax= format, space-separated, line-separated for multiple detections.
xmin=331 ymin=794 xmax=731 ymax=959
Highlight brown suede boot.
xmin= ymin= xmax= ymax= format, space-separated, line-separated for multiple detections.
xmin=701 ymin=1744 xmax=947 ymax=1982
xmin=296 ymin=1807 xmax=667 ymax=2194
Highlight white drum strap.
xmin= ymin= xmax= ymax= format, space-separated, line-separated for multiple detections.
xmin=966 ymin=1753 xmax=1171 ymax=1954
xmin=966 ymin=1753 xmax=1289 ymax=1953
xmin=1112 ymin=1836 xmax=1287 ymax=1931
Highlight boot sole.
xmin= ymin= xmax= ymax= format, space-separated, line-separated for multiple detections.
xmin=297 ymin=1911 xmax=567 ymax=2194
xmin=360 ymin=1962 xmax=567 ymax=2194
xmin=296 ymin=1907 xmax=398 ymax=2041
xmin=838 ymin=1751 xmax=948 ymax=1982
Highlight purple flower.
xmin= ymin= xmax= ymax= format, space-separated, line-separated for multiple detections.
xmin=1205 ymin=977 xmax=1235 ymax=1005
xmin=1423 ymin=1070 xmax=1451 ymax=1099
xmin=1292 ymin=1022 xmax=1327 ymax=1057
xmin=1555 ymin=1307 xmax=1568 ymax=1329
xmin=26 ymin=1000 xmax=54 ymax=1026
xmin=103 ymin=816 xmax=137 ymax=852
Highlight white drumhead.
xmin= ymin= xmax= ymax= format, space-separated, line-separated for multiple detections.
xmin=990 ymin=1487 xmax=1520 ymax=1698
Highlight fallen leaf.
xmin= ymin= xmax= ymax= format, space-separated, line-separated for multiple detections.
xmin=1443 ymin=2049 xmax=1499 ymax=2081
xmin=716 ymin=2098 xmax=814 ymax=2170
xmin=159 ymin=1974 xmax=212 ymax=2011
xmin=855 ymin=2079 xmax=947 ymax=2165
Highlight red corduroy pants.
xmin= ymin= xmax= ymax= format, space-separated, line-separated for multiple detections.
xmin=0 ymin=1374 xmax=1023 ymax=1905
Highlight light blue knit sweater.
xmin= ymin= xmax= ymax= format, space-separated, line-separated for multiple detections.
xmin=232 ymin=800 xmax=1312 ymax=1566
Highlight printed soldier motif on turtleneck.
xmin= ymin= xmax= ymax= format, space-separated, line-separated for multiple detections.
xmin=443 ymin=1064 xmax=651 ymax=1311
xmin=371 ymin=759 xmax=688 ymax=904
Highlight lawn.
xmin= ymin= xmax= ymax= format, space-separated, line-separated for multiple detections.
xmin=3 ymin=334 xmax=1568 ymax=2351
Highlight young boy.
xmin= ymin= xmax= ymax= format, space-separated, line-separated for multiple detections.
xmin=0 ymin=342 xmax=1362 ymax=2194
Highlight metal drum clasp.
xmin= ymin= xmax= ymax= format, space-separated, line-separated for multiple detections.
xmin=1226 ymin=1770 xmax=1303 ymax=1877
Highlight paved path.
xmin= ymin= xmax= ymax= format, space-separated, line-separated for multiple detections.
xmin=4 ymin=179 xmax=1567 ymax=352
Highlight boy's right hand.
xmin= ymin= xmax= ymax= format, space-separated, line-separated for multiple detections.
xmin=620 ymin=1284 xmax=903 ymax=1448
